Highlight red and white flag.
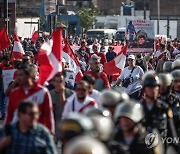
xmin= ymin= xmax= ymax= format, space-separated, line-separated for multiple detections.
xmin=31 ymin=28 xmax=39 ymax=42
xmin=104 ymin=44 xmax=128 ymax=75
xmin=12 ymin=33 xmax=25 ymax=59
xmin=38 ymin=27 xmax=63 ymax=85
xmin=0 ymin=26 xmax=10 ymax=51
xmin=63 ymin=41 xmax=83 ymax=82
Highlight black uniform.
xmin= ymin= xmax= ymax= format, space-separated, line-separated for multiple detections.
xmin=141 ymin=99 xmax=168 ymax=138
xmin=109 ymin=128 xmax=154 ymax=154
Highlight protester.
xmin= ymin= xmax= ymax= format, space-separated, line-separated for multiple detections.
xmin=90 ymin=44 xmax=107 ymax=65
xmin=50 ymin=73 xmax=73 ymax=139
xmin=82 ymin=74 xmax=101 ymax=100
xmin=106 ymin=46 xmax=117 ymax=62
xmin=156 ymin=51 xmax=169 ymax=73
xmin=85 ymin=54 xmax=110 ymax=91
xmin=116 ymin=54 xmax=144 ymax=100
xmin=5 ymin=64 xmax=55 ymax=134
xmin=62 ymin=81 xmax=98 ymax=119
xmin=0 ymin=101 xmax=57 ymax=154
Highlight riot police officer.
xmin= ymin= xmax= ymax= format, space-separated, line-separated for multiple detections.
xmin=171 ymin=70 xmax=180 ymax=137
xmin=58 ymin=113 xmax=95 ymax=152
xmin=171 ymin=69 xmax=180 ymax=98
xmin=109 ymin=100 xmax=156 ymax=154
xmin=141 ymin=72 xmax=168 ymax=138
xmin=158 ymin=73 xmax=173 ymax=103
xmin=141 ymin=72 xmax=180 ymax=153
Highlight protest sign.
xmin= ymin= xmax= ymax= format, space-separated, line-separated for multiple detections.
xmin=126 ymin=19 xmax=155 ymax=53
xmin=2 ymin=69 xmax=16 ymax=93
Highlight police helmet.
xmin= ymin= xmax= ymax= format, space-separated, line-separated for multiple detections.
xmin=142 ymin=70 xmax=156 ymax=81
xmin=98 ymin=89 xmax=121 ymax=107
xmin=64 ymin=136 xmax=110 ymax=154
xmin=142 ymin=71 xmax=160 ymax=87
xmin=98 ymin=89 xmax=129 ymax=107
xmin=59 ymin=113 xmax=95 ymax=141
xmin=90 ymin=115 xmax=114 ymax=142
xmin=158 ymin=73 xmax=173 ymax=87
xmin=171 ymin=59 xmax=180 ymax=70
xmin=171 ymin=69 xmax=180 ymax=80
xmin=83 ymin=107 xmax=112 ymax=118
xmin=163 ymin=61 xmax=172 ymax=72
xmin=114 ymin=100 xmax=144 ymax=123
xmin=113 ymin=87 xmax=130 ymax=102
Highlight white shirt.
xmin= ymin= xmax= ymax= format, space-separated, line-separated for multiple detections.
xmin=120 ymin=66 xmax=144 ymax=95
xmin=62 ymin=94 xmax=98 ymax=119
xmin=155 ymin=50 xmax=171 ymax=59
xmin=154 ymin=50 xmax=162 ymax=58
xmin=89 ymin=89 xmax=101 ymax=101
xmin=173 ymin=48 xmax=180 ymax=55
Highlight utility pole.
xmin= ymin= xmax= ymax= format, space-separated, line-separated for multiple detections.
xmin=167 ymin=18 xmax=170 ymax=37
xmin=157 ymin=0 xmax=160 ymax=34
xmin=144 ymin=0 xmax=146 ymax=20
xmin=4 ymin=0 xmax=9 ymax=35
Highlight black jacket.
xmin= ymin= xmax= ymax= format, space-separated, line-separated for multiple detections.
xmin=109 ymin=128 xmax=154 ymax=154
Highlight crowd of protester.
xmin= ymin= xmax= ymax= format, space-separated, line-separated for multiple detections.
xmin=0 ymin=34 xmax=180 ymax=154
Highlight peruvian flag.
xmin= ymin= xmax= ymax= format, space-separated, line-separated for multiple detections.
xmin=104 ymin=44 xmax=128 ymax=75
xmin=113 ymin=45 xmax=122 ymax=54
xmin=155 ymin=39 xmax=160 ymax=52
xmin=31 ymin=28 xmax=39 ymax=42
xmin=12 ymin=33 xmax=25 ymax=59
xmin=63 ymin=41 xmax=83 ymax=82
xmin=0 ymin=26 xmax=11 ymax=51
xmin=38 ymin=27 xmax=63 ymax=85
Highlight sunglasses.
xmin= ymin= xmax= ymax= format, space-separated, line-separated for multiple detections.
xmin=24 ymin=111 xmax=40 ymax=117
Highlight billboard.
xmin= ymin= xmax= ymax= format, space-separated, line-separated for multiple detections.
xmin=126 ymin=19 xmax=155 ymax=53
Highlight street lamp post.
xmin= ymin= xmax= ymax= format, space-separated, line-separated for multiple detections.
xmin=144 ymin=0 xmax=146 ymax=20
xmin=157 ymin=0 xmax=160 ymax=34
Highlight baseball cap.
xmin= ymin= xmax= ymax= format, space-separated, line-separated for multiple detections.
xmin=128 ymin=54 xmax=135 ymax=60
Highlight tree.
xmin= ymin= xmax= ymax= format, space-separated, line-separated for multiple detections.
xmin=77 ymin=6 xmax=100 ymax=32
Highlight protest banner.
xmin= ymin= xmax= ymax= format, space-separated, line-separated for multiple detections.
xmin=2 ymin=69 xmax=16 ymax=93
xmin=126 ymin=19 xmax=155 ymax=53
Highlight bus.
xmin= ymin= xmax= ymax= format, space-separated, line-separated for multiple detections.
xmin=86 ymin=29 xmax=116 ymax=40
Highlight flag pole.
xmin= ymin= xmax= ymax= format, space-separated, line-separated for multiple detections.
xmin=4 ymin=0 xmax=9 ymax=35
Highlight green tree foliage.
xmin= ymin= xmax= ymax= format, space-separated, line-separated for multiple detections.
xmin=77 ymin=6 xmax=100 ymax=31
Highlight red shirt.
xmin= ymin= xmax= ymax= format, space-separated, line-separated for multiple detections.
xmin=5 ymin=83 xmax=55 ymax=133
xmin=2 ymin=65 xmax=13 ymax=70
xmin=0 ymin=63 xmax=4 ymax=69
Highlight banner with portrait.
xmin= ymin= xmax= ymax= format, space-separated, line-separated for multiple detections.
xmin=126 ymin=19 xmax=155 ymax=53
